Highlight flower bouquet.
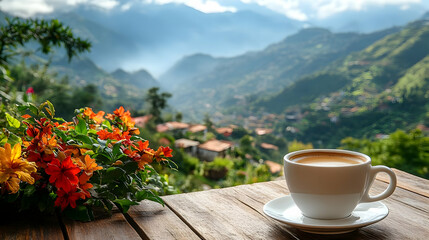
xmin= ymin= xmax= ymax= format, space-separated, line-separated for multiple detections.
xmin=0 ymin=101 xmax=174 ymax=221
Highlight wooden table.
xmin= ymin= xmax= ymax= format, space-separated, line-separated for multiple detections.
xmin=1 ymin=168 xmax=428 ymax=239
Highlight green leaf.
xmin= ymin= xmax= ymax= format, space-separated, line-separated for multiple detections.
xmin=23 ymin=184 xmax=36 ymax=197
xmin=136 ymin=190 xmax=164 ymax=206
xmin=17 ymin=105 xmax=29 ymax=113
xmin=7 ymin=133 xmax=22 ymax=145
xmin=113 ymin=199 xmax=138 ymax=213
xmin=122 ymin=161 xmax=139 ymax=174
xmin=54 ymin=117 xmax=66 ymax=123
xmin=5 ymin=112 xmax=20 ymax=128
xmin=102 ymin=167 xmax=126 ymax=183
xmin=102 ymin=120 xmax=111 ymax=130
xmin=112 ymin=141 xmax=123 ymax=156
xmin=75 ymin=117 xmax=87 ymax=135
xmin=46 ymin=100 xmax=55 ymax=117
xmin=28 ymin=104 xmax=38 ymax=115
xmin=63 ymin=205 xmax=93 ymax=222
xmin=0 ymin=134 xmax=7 ymax=145
xmin=75 ymin=134 xmax=93 ymax=145
xmin=54 ymin=129 xmax=68 ymax=142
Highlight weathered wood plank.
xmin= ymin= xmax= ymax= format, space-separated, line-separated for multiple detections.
xmin=126 ymin=200 xmax=201 ymax=240
xmin=63 ymin=208 xmax=141 ymax=240
xmin=376 ymin=168 xmax=429 ymax=198
xmin=270 ymin=179 xmax=429 ymax=239
xmin=0 ymin=212 xmax=64 ymax=240
xmin=164 ymin=176 xmax=429 ymax=240
xmin=163 ymin=181 xmax=300 ymax=240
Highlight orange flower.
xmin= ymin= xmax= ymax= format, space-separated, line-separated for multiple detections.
xmin=83 ymin=107 xmax=105 ymax=124
xmin=107 ymin=106 xmax=136 ymax=129
xmin=96 ymin=129 xmax=111 ymax=140
xmin=129 ymin=127 xmax=140 ymax=135
xmin=136 ymin=140 xmax=149 ymax=152
xmin=0 ymin=143 xmax=37 ymax=194
xmin=154 ymin=146 xmax=173 ymax=162
xmin=79 ymin=182 xmax=93 ymax=199
xmin=114 ymin=106 xmax=125 ymax=117
xmin=77 ymin=155 xmax=102 ymax=183
xmin=138 ymin=152 xmax=154 ymax=169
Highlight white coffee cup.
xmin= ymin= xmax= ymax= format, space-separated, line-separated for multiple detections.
xmin=284 ymin=149 xmax=397 ymax=219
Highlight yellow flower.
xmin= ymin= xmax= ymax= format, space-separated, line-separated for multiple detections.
xmin=0 ymin=143 xmax=37 ymax=194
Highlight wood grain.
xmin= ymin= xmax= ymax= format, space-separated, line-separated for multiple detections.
xmin=2 ymin=169 xmax=428 ymax=240
xmin=376 ymin=168 xmax=429 ymax=198
xmin=126 ymin=200 xmax=200 ymax=240
xmin=164 ymin=177 xmax=429 ymax=240
xmin=163 ymin=181 xmax=301 ymax=240
xmin=270 ymin=179 xmax=429 ymax=240
xmin=63 ymin=208 xmax=140 ymax=240
xmin=0 ymin=212 xmax=64 ymax=240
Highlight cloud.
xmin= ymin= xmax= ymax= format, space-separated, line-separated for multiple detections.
xmin=239 ymin=0 xmax=424 ymax=20
xmin=149 ymin=0 xmax=237 ymax=13
xmin=0 ymin=0 xmax=54 ymax=17
xmin=0 ymin=0 xmax=426 ymax=19
xmin=0 ymin=0 xmax=120 ymax=17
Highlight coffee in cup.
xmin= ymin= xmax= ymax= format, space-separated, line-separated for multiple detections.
xmin=284 ymin=149 xmax=397 ymax=219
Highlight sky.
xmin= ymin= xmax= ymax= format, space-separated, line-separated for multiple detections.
xmin=1 ymin=0 xmax=428 ymax=21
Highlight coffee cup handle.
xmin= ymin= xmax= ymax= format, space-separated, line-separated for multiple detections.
xmin=360 ymin=166 xmax=397 ymax=203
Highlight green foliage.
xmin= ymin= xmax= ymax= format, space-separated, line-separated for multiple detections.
xmin=239 ymin=135 xmax=260 ymax=159
xmin=341 ymin=129 xmax=429 ymax=179
xmin=256 ymin=72 xmax=350 ymax=113
xmin=8 ymin=62 xmax=102 ymax=120
xmin=0 ymin=17 xmax=91 ymax=65
xmin=0 ymin=101 xmax=175 ymax=221
xmin=287 ymin=140 xmax=313 ymax=153
xmin=145 ymin=87 xmax=172 ymax=123
xmin=205 ymin=157 xmax=234 ymax=171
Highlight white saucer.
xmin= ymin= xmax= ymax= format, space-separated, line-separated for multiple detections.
xmin=263 ymin=195 xmax=388 ymax=234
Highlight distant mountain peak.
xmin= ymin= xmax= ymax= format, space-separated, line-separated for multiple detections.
xmin=112 ymin=68 xmax=128 ymax=75
xmin=421 ymin=11 xmax=429 ymax=20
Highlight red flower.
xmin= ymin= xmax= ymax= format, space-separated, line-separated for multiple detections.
xmin=26 ymin=87 xmax=34 ymax=94
xmin=54 ymin=186 xmax=82 ymax=211
xmin=45 ymin=156 xmax=80 ymax=192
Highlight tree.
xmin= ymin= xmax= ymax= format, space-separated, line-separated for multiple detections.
xmin=0 ymin=17 xmax=91 ymax=105
xmin=0 ymin=17 xmax=92 ymax=124
xmin=287 ymin=140 xmax=313 ymax=153
xmin=340 ymin=129 xmax=429 ymax=179
xmin=145 ymin=87 xmax=172 ymax=123
xmin=0 ymin=17 xmax=91 ymax=65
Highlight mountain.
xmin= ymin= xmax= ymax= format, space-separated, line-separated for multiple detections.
xmin=164 ymin=26 xmax=400 ymax=120
xmin=50 ymin=57 xmax=149 ymax=111
xmin=422 ymin=11 xmax=429 ymax=20
xmin=159 ymin=54 xmax=220 ymax=90
xmin=111 ymin=68 xmax=158 ymax=90
xmin=44 ymin=3 xmax=303 ymax=75
xmin=41 ymin=12 xmax=140 ymax=73
xmin=253 ymin=20 xmax=429 ymax=148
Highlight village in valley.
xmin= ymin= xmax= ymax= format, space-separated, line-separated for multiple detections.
xmin=131 ymin=113 xmax=291 ymax=192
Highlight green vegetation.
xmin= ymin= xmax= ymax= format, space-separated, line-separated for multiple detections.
xmin=0 ymin=17 xmax=93 ymax=123
xmin=146 ymin=87 xmax=172 ymax=123
xmin=341 ymin=129 xmax=429 ymax=179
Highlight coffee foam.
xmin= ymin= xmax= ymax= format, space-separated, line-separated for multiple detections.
xmin=291 ymin=152 xmax=367 ymax=167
